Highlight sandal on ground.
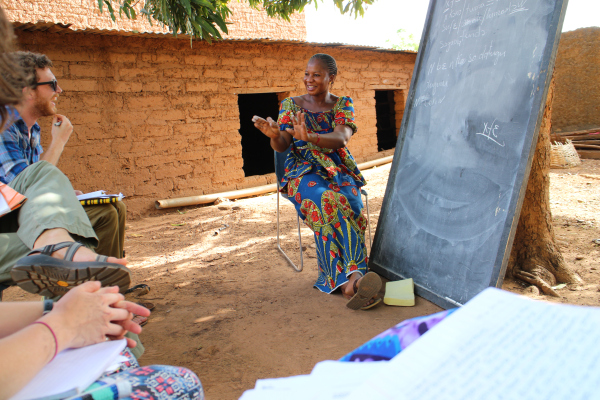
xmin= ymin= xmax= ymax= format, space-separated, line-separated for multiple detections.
xmin=132 ymin=314 xmax=148 ymax=327
xmin=11 ymin=242 xmax=131 ymax=297
xmin=137 ymin=302 xmax=155 ymax=311
xmin=346 ymin=272 xmax=382 ymax=310
xmin=125 ymin=283 xmax=150 ymax=296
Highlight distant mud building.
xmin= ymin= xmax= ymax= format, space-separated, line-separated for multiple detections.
xmin=5 ymin=0 xmax=416 ymax=215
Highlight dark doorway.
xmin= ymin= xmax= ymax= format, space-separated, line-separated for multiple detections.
xmin=238 ymin=93 xmax=280 ymax=177
xmin=375 ymin=90 xmax=397 ymax=151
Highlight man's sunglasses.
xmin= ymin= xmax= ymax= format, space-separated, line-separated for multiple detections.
xmin=33 ymin=79 xmax=58 ymax=92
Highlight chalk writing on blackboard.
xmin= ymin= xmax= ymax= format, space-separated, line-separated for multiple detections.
xmin=476 ymin=119 xmax=506 ymax=147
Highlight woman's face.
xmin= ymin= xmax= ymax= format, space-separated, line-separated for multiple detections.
xmin=303 ymin=59 xmax=334 ymax=96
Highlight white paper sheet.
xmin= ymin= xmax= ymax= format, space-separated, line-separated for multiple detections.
xmin=76 ymin=191 xmax=124 ymax=201
xmin=239 ymin=360 xmax=386 ymax=399
xmin=0 ymin=192 xmax=11 ymax=217
xmin=11 ymin=339 xmax=127 ymax=400
xmin=346 ymin=288 xmax=600 ymax=400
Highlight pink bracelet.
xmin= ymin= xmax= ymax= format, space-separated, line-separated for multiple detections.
xmin=32 ymin=321 xmax=58 ymax=361
xmin=315 ymin=134 xmax=321 ymax=146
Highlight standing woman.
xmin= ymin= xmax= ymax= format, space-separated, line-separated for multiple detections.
xmin=253 ymin=53 xmax=382 ymax=310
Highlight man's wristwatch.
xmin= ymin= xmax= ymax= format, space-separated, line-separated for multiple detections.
xmin=42 ymin=299 xmax=54 ymax=315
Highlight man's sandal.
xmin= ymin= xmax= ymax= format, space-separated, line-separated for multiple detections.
xmin=346 ymin=272 xmax=383 ymax=311
xmin=11 ymin=241 xmax=131 ymax=297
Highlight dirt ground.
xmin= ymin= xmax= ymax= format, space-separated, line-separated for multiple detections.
xmin=5 ymin=160 xmax=600 ymax=400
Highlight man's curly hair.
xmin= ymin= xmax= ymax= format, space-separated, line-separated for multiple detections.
xmin=11 ymin=51 xmax=53 ymax=88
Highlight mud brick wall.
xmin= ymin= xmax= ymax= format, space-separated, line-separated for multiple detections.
xmin=5 ymin=0 xmax=306 ymax=41
xmin=16 ymin=30 xmax=415 ymax=216
xmin=552 ymin=27 xmax=600 ymax=133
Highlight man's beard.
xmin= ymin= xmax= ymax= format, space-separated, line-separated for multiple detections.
xmin=33 ymin=94 xmax=56 ymax=117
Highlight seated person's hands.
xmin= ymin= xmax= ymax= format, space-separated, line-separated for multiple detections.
xmin=43 ymin=281 xmax=151 ymax=351
xmin=252 ymin=115 xmax=281 ymax=138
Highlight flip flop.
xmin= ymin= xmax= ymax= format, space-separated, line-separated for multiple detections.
xmin=132 ymin=315 xmax=148 ymax=327
xmin=346 ymin=272 xmax=382 ymax=310
xmin=137 ymin=302 xmax=155 ymax=311
xmin=11 ymin=242 xmax=131 ymax=297
xmin=125 ymin=284 xmax=150 ymax=296
xmin=360 ymin=297 xmax=383 ymax=310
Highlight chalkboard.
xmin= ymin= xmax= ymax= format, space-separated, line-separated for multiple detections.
xmin=369 ymin=0 xmax=568 ymax=309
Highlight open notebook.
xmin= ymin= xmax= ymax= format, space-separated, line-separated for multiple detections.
xmin=241 ymin=288 xmax=600 ymax=399
xmin=10 ymin=339 xmax=127 ymax=400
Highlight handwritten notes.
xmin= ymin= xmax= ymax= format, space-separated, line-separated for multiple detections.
xmin=346 ymin=288 xmax=600 ymax=400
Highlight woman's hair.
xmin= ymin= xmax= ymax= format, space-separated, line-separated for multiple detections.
xmin=0 ymin=7 xmax=27 ymax=129
xmin=309 ymin=53 xmax=338 ymax=76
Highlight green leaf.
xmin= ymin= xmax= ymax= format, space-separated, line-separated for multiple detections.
xmin=181 ymin=0 xmax=192 ymax=15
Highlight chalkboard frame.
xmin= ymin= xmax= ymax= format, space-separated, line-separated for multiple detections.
xmin=369 ymin=0 xmax=570 ymax=309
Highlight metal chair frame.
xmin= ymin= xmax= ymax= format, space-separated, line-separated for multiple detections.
xmin=276 ymin=181 xmax=372 ymax=273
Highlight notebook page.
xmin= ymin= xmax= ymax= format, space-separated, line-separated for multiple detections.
xmin=346 ymin=288 xmax=600 ymax=400
xmin=11 ymin=339 xmax=127 ymax=400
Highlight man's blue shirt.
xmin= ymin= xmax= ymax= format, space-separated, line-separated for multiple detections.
xmin=0 ymin=109 xmax=43 ymax=184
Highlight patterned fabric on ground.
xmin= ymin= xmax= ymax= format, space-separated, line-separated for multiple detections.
xmin=339 ymin=309 xmax=457 ymax=362
xmin=75 ymin=348 xmax=204 ymax=400
xmin=278 ymin=96 xmax=368 ymax=293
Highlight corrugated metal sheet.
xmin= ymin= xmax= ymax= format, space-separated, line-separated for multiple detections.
xmin=12 ymin=21 xmax=416 ymax=54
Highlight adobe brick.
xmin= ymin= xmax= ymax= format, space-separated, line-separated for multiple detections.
xmin=221 ymin=58 xmax=251 ymax=67
xmin=212 ymin=146 xmax=241 ymax=159
xmin=103 ymin=82 xmax=143 ymax=93
xmin=60 ymin=79 xmax=99 ymax=92
xmin=105 ymin=53 xmax=137 ymax=63
xmin=135 ymin=179 xmax=173 ymax=196
xmin=252 ymin=58 xmax=279 ymax=68
xmin=69 ymin=64 xmax=111 ymax=78
xmin=156 ymin=54 xmax=179 ymax=63
xmin=136 ymin=154 xmax=179 ymax=168
xmin=187 ymin=108 xmax=214 ymax=119
xmin=184 ymin=55 xmax=218 ymax=66
xmin=119 ymin=67 xmax=161 ymax=79
xmin=186 ymin=82 xmax=219 ymax=92
xmin=142 ymin=82 xmax=161 ymax=92
xmin=171 ymin=95 xmax=205 ymax=107
xmin=204 ymin=69 xmax=235 ymax=79
xmin=108 ymin=111 xmax=149 ymax=124
xmin=127 ymin=95 xmax=167 ymax=110
xmin=163 ymin=69 xmax=203 ymax=79
xmin=346 ymin=81 xmax=365 ymax=89
xmin=173 ymin=123 xmax=205 ymax=135
xmin=46 ymin=51 xmax=93 ymax=62
xmin=211 ymin=120 xmax=240 ymax=131
xmin=155 ymin=164 xmax=193 ymax=180
xmin=70 ymin=111 xmax=103 ymax=126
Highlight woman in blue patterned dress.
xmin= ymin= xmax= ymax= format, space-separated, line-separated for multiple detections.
xmin=252 ymin=54 xmax=382 ymax=310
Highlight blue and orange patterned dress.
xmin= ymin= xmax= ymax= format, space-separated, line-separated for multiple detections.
xmin=278 ymin=96 xmax=368 ymax=293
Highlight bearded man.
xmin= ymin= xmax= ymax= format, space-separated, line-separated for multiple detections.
xmin=0 ymin=52 xmax=126 ymax=260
